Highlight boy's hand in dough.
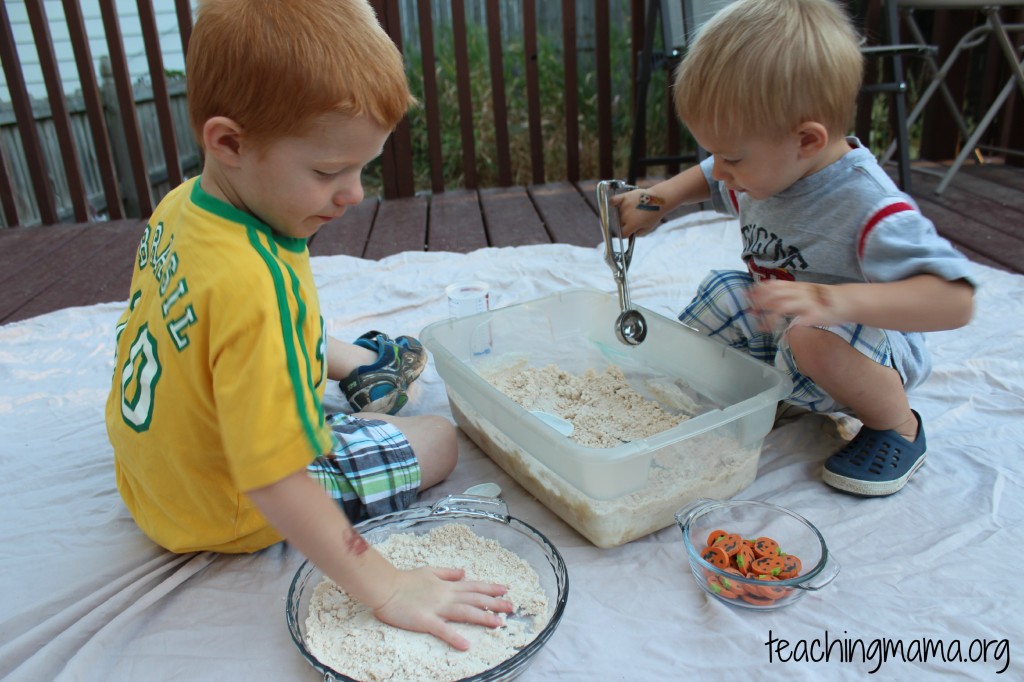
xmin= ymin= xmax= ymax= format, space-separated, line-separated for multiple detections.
xmin=373 ymin=566 xmax=513 ymax=650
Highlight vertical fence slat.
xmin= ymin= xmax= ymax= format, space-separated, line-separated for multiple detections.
xmin=137 ymin=0 xmax=182 ymax=189
xmin=1001 ymin=6 xmax=1023 ymax=162
xmin=663 ymin=0 xmax=682 ymax=176
xmin=174 ymin=0 xmax=193 ymax=57
xmin=629 ymin=0 xmax=643 ymax=111
xmin=64 ymin=0 xmax=123 ymax=219
xmin=918 ymin=9 xmax=978 ymax=161
xmin=451 ymin=0 xmax=478 ymax=188
xmin=25 ymin=0 xmax=90 ymax=222
xmin=372 ymin=0 xmax=415 ymax=199
xmin=386 ymin=1 xmax=416 ymax=198
xmin=0 ymin=137 xmax=18 ymax=226
xmin=0 ymin=2 xmax=58 ymax=225
xmin=100 ymin=0 xmax=153 ymax=216
xmin=986 ymin=5 xmax=1022 ymax=155
xmin=855 ymin=0 xmax=880 ymax=148
xmin=595 ymin=0 xmax=613 ymax=179
xmin=628 ymin=0 xmax=646 ymax=179
xmin=561 ymin=0 xmax=579 ymax=182
xmin=665 ymin=85 xmax=681 ymax=175
xmin=417 ymin=0 xmax=446 ymax=193
xmin=371 ymin=3 xmax=399 ymax=198
xmin=485 ymin=0 xmax=512 ymax=186
xmin=523 ymin=0 xmax=543 ymax=184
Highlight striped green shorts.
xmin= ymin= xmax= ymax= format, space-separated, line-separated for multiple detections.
xmin=307 ymin=413 xmax=421 ymax=522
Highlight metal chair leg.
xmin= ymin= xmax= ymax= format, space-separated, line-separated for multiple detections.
xmin=910 ymin=8 xmax=1024 ymax=194
xmin=885 ymin=0 xmax=914 ymax=191
xmin=880 ymin=14 xmax=986 ymax=166
xmin=987 ymin=8 xmax=1024 ymax=101
xmin=935 ymin=68 xmax=1024 ymax=193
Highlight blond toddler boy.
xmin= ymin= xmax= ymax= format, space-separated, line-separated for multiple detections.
xmin=614 ymin=0 xmax=975 ymax=496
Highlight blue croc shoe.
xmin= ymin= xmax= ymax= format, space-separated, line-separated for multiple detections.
xmin=340 ymin=331 xmax=427 ymax=415
xmin=822 ymin=410 xmax=926 ymax=496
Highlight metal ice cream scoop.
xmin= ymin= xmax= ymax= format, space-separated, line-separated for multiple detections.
xmin=597 ymin=179 xmax=648 ymax=345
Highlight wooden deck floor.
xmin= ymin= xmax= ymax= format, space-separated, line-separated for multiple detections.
xmin=2 ymin=163 xmax=1021 ymax=326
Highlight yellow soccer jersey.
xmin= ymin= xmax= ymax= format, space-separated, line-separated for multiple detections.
xmin=106 ymin=177 xmax=333 ymax=553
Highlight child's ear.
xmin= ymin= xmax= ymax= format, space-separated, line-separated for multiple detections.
xmin=795 ymin=121 xmax=829 ymax=158
xmin=202 ymin=117 xmax=245 ymax=168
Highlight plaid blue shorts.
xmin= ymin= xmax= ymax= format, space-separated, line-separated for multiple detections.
xmin=307 ymin=413 xmax=421 ymax=522
xmin=679 ymin=270 xmax=928 ymax=413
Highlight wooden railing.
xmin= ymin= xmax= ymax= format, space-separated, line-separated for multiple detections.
xmin=1 ymin=0 xmax=1020 ymax=230
xmin=368 ymin=0 xmax=658 ymax=197
xmin=0 ymin=70 xmax=199 ymax=226
xmin=1 ymin=0 xmax=196 ymax=228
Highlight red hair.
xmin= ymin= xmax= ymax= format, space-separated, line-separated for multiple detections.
xmin=187 ymin=0 xmax=413 ymax=149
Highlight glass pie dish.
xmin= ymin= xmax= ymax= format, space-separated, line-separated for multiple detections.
xmin=286 ymin=495 xmax=569 ymax=681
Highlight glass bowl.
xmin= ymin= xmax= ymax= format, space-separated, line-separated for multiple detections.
xmin=286 ymin=495 xmax=569 ymax=681
xmin=675 ymin=498 xmax=840 ymax=610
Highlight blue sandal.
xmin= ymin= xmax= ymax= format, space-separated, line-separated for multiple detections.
xmin=822 ymin=410 xmax=926 ymax=496
xmin=339 ymin=331 xmax=427 ymax=415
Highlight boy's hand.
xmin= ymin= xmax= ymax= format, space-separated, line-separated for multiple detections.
xmin=611 ymin=189 xmax=665 ymax=238
xmin=247 ymin=473 xmax=513 ymax=651
xmin=373 ymin=566 xmax=514 ymax=650
xmin=749 ymin=280 xmax=849 ymax=330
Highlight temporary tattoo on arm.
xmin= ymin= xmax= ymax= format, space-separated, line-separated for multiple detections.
xmin=345 ymin=528 xmax=369 ymax=556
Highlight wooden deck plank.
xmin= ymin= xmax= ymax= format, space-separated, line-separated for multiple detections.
xmin=1 ymin=219 xmax=142 ymax=323
xmin=309 ymin=198 xmax=379 ymax=259
xmin=911 ymin=164 xmax=1023 ymax=236
xmin=427 ymin=189 xmax=488 ymax=253
xmin=528 ymin=182 xmax=600 ymax=247
xmin=912 ymin=194 xmax=1022 ymax=274
xmin=14 ymin=220 xmax=142 ymax=320
xmin=895 ymin=167 xmax=1024 ymax=275
xmin=576 ymin=179 xmax=602 ymax=215
xmin=963 ymin=163 xmax=1024 ymax=192
xmin=0 ymin=223 xmax=92 ymax=287
xmin=478 ymin=186 xmax=549 ymax=248
xmin=0 ymin=225 xmax=108 ymax=322
xmin=911 ymin=177 xmax=1021 ymax=233
xmin=85 ymin=221 xmax=143 ymax=305
xmin=2 ymin=166 xmax=1021 ymax=324
xmin=363 ymin=195 xmax=428 ymax=260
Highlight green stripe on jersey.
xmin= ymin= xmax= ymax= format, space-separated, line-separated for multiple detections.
xmin=245 ymin=226 xmax=323 ymax=456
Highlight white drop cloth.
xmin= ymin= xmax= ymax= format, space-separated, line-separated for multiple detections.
xmin=1 ymin=212 xmax=1021 ymax=680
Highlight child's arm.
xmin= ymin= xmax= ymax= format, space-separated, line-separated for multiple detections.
xmin=246 ymin=470 xmax=513 ymax=650
xmin=611 ymin=165 xmax=711 ymax=238
xmin=749 ymin=274 xmax=974 ymax=333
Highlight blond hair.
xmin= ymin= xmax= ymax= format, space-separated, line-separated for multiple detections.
xmin=673 ymin=0 xmax=863 ymax=139
xmin=186 ymin=0 xmax=413 ymax=149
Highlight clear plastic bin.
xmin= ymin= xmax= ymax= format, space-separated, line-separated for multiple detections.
xmin=421 ymin=289 xmax=791 ymax=547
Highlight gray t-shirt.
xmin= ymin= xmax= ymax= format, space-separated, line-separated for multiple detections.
xmin=701 ymin=137 xmax=974 ymax=287
xmin=700 ymin=137 xmax=975 ymax=391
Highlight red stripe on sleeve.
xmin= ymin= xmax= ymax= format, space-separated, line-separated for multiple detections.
xmin=858 ymin=201 xmax=915 ymax=260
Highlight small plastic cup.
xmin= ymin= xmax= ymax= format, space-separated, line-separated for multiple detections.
xmin=446 ymin=281 xmax=490 ymax=319
xmin=445 ymin=281 xmax=492 ymax=355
